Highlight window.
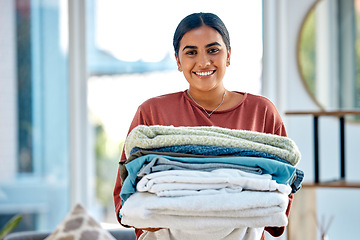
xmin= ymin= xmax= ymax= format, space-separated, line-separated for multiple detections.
xmin=88 ymin=0 xmax=263 ymax=225
xmin=0 ymin=0 xmax=69 ymax=232
xmin=16 ymin=0 xmax=33 ymax=173
xmin=0 ymin=0 xmax=263 ymax=232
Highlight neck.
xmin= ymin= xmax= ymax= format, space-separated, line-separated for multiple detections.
xmin=187 ymin=88 xmax=227 ymax=110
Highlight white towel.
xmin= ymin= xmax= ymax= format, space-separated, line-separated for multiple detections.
xmin=136 ymin=169 xmax=292 ymax=196
xmin=138 ymin=227 xmax=265 ymax=240
xmin=120 ymin=191 xmax=289 ymax=229
xmin=154 ymin=188 xmax=243 ymax=197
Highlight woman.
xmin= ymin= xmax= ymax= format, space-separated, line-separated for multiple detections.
xmin=113 ymin=12 xmax=292 ymax=239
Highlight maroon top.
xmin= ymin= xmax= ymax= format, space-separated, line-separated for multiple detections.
xmin=113 ymin=90 xmax=292 ymax=239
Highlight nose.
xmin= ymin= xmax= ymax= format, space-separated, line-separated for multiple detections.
xmin=197 ymin=52 xmax=211 ymax=68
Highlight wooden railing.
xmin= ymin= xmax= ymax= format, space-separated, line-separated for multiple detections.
xmin=286 ymin=111 xmax=360 ymax=188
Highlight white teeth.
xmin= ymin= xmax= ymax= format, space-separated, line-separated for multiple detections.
xmin=195 ymin=71 xmax=214 ymax=76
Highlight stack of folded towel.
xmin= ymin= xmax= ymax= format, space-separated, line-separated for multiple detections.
xmin=119 ymin=125 xmax=303 ymax=240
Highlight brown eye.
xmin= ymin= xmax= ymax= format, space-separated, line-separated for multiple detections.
xmin=186 ymin=50 xmax=197 ymax=56
xmin=208 ymin=48 xmax=219 ymax=54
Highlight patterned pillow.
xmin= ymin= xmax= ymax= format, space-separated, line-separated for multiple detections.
xmin=45 ymin=203 xmax=116 ymax=240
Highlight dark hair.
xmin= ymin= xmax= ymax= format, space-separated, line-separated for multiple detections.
xmin=173 ymin=12 xmax=231 ymax=56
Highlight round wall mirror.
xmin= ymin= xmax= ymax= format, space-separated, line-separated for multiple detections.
xmin=297 ymin=0 xmax=360 ymax=110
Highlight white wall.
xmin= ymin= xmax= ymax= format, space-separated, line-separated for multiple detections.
xmin=284 ymin=0 xmax=360 ymax=183
xmin=266 ymin=0 xmax=360 ymax=239
xmin=284 ymin=0 xmax=320 ymax=183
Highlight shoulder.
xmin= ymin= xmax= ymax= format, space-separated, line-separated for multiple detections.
xmin=244 ymin=92 xmax=275 ymax=105
xmin=128 ymin=91 xmax=184 ymax=131
xmin=247 ymin=93 xmax=280 ymax=116
xmin=240 ymin=92 xmax=286 ymax=136
xmin=133 ymin=91 xmax=187 ymax=125
xmin=140 ymin=91 xmax=185 ymax=109
xmin=241 ymin=92 xmax=278 ymax=111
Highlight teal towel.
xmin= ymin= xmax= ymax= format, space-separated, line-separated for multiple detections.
xmin=120 ymin=154 xmax=297 ymax=205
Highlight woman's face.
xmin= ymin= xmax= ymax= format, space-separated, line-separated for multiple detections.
xmin=176 ymin=25 xmax=231 ymax=93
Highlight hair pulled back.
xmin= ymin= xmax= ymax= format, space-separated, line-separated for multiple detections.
xmin=173 ymin=12 xmax=231 ymax=56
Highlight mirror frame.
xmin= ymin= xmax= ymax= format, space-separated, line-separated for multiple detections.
xmin=296 ymin=0 xmax=326 ymax=110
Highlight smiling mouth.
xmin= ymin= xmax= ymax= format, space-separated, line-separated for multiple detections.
xmin=194 ymin=70 xmax=215 ymax=76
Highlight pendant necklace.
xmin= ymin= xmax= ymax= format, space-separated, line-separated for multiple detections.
xmin=187 ymin=89 xmax=226 ymax=118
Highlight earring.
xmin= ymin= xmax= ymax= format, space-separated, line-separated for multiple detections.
xmin=178 ymin=66 xmax=182 ymax=72
xmin=226 ymin=60 xmax=230 ymax=67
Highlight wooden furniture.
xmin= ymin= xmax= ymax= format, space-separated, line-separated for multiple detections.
xmin=286 ymin=110 xmax=360 ymax=188
xmin=286 ymin=111 xmax=360 ymax=240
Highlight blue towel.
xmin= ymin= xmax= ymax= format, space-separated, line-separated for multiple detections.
xmin=120 ymin=154 xmax=298 ymax=205
xmin=137 ymin=157 xmax=263 ymax=176
xmin=130 ymin=145 xmax=304 ymax=193
xmin=130 ymin=145 xmax=285 ymax=160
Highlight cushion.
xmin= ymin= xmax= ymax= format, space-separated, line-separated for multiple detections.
xmin=45 ymin=203 xmax=116 ymax=240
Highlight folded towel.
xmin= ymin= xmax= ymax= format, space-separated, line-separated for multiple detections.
xmin=136 ymin=169 xmax=292 ymax=196
xmin=124 ymin=125 xmax=301 ymax=166
xmin=138 ymin=227 xmax=265 ymax=240
xmin=137 ymin=156 xmax=263 ymax=177
xmin=153 ymin=188 xmax=244 ymax=197
xmin=130 ymin=145 xmax=286 ymax=162
xmin=120 ymin=191 xmax=288 ymax=229
xmin=120 ymin=155 xmax=297 ymax=204
xmin=123 ymin=149 xmax=304 ymax=193
xmin=122 ymin=211 xmax=287 ymax=231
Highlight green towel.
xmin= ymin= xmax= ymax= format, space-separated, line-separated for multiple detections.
xmin=124 ymin=125 xmax=301 ymax=166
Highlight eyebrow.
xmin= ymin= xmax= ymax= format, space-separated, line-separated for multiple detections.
xmin=182 ymin=42 xmax=222 ymax=52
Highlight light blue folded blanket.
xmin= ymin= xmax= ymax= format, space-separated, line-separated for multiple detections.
xmin=129 ymin=145 xmax=304 ymax=194
xmin=137 ymin=157 xmax=264 ymax=176
xmin=125 ymin=125 xmax=301 ymax=166
xmin=120 ymin=154 xmax=297 ymax=205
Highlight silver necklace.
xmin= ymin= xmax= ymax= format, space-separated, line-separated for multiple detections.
xmin=187 ymin=90 xmax=226 ymax=118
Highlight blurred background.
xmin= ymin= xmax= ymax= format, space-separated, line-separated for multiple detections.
xmin=0 ymin=0 xmax=262 ymax=233
xmin=1 ymin=0 xmax=360 ymax=239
